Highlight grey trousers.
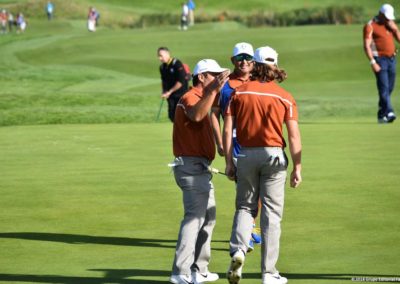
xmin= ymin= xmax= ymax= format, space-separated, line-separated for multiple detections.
xmin=172 ymin=156 xmax=216 ymax=275
xmin=229 ymin=147 xmax=287 ymax=274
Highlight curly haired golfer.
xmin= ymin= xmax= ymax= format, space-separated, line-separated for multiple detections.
xmin=170 ymin=59 xmax=229 ymax=284
xmin=223 ymin=46 xmax=302 ymax=284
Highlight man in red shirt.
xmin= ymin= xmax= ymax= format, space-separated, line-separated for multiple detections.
xmin=363 ymin=4 xmax=400 ymax=123
xmin=224 ymin=46 xmax=302 ymax=284
xmin=170 ymin=59 xmax=229 ymax=284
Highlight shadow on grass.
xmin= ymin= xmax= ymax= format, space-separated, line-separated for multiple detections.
xmin=0 ymin=273 xmax=165 ymax=283
xmin=1 ymin=271 xmax=399 ymax=283
xmin=0 ymin=232 xmax=229 ymax=251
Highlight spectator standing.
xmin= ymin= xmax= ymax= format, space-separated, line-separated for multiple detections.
xmin=0 ymin=9 xmax=7 ymax=34
xmin=46 ymin=1 xmax=54 ymax=21
xmin=8 ymin=11 xmax=14 ymax=32
xmin=224 ymin=46 xmax=302 ymax=284
xmin=363 ymin=3 xmax=400 ymax=123
xmin=157 ymin=47 xmax=189 ymax=122
xmin=169 ymin=59 xmax=229 ymax=284
xmin=187 ymin=0 xmax=195 ymax=26
xmin=16 ymin=13 xmax=26 ymax=34
xmin=180 ymin=2 xmax=189 ymax=31
xmin=87 ymin=7 xmax=96 ymax=32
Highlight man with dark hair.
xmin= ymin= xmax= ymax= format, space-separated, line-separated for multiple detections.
xmin=364 ymin=3 xmax=400 ymax=123
xmin=158 ymin=47 xmax=189 ymax=122
xmin=169 ymin=59 xmax=229 ymax=284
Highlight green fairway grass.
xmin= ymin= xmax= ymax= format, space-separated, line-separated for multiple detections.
xmin=1 ymin=21 xmax=399 ymax=126
xmin=1 ymin=1 xmax=400 ymax=283
xmin=0 ymin=123 xmax=399 ymax=283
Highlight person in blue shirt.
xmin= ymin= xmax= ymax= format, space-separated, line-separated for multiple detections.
xmin=46 ymin=1 xmax=54 ymax=21
xmin=211 ymin=42 xmax=262 ymax=251
xmin=187 ymin=0 xmax=195 ymax=26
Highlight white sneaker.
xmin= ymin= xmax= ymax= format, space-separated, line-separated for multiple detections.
xmin=170 ymin=274 xmax=194 ymax=284
xmin=387 ymin=112 xmax=397 ymax=123
xmin=193 ymin=271 xmax=219 ymax=283
xmin=378 ymin=116 xmax=389 ymax=124
xmin=262 ymin=272 xmax=288 ymax=284
xmin=227 ymin=250 xmax=245 ymax=284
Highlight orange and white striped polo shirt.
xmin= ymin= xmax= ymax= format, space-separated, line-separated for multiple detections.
xmin=225 ymin=80 xmax=298 ymax=148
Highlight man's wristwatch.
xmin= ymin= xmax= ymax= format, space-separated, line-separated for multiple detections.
xmin=370 ymin=59 xmax=377 ymax=65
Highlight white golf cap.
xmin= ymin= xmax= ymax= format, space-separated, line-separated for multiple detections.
xmin=232 ymin=42 xmax=254 ymax=57
xmin=193 ymin=59 xmax=229 ymax=76
xmin=254 ymin=46 xmax=278 ymax=65
xmin=380 ymin=4 xmax=395 ymax=20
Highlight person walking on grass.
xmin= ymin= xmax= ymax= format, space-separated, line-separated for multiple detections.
xmin=158 ymin=47 xmax=189 ymax=122
xmin=180 ymin=2 xmax=189 ymax=31
xmin=169 ymin=59 xmax=229 ymax=284
xmin=210 ymin=42 xmax=262 ymax=252
xmin=0 ymin=10 xmax=7 ymax=34
xmin=363 ymin=3 xmax=400 ymax=124
xmin=224 ymin=46 xmax=302 ymax=284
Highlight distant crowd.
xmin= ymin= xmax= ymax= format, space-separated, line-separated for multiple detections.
xmin=1 ymin=1 xmax=196 ymax=35
xmin=0 ymin=1 xmax=101 ymax=35
xmin=0 ymin=9 xmax=26 ymax=34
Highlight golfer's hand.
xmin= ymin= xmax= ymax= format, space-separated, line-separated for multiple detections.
xmin=371 ymin=62 xmax=381 ymax=73
xmin=161 ymin=91 xmax=171 ymax=99
xmin=290 ymin=169 xmax=302 ymax=188
xmin=217 ymin=144 xmax=225 ymax=156
xmin=211 ymin=70 xmax=230 ymax=92
xmin=225 ymin=162 xmax=236 ymax=181
xmin=386 ymin=20 xmax=399 ymax=33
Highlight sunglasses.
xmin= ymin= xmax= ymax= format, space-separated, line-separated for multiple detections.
xmin=233 ymin=54 xmax=253 ymax=62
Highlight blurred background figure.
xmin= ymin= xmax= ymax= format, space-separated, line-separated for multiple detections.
xmin=16 ymin=12 xmax=26 ymax=34
xmin=46 ymin=1 xmax=54 ymax=21
xmin=8 ymin=11 xmax=14 ymax=33
xmin=94 ymin=8 xmax=100 ymax=26
xmin=157 ymin=46 xmax=189 ymax=122
xmin=180 ymin=2 xmax=189 ymax=31
xmin=363 ymin=3 xmax=400 ymax=124
xmin=187 ymin=0 xmax=195 ymax=26
xmin=87 ymin=7 xmax=97 ymax=32
xmin=0 ymin=9 xmax=7 ymax=34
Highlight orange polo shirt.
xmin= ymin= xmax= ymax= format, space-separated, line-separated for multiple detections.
xmin=173 ymin=86 xmax=216 ymax=161
xmin=364 ymin=18 xmax=396 ymax=57
xmin=226 ymin=80 xmax=298 ymax=148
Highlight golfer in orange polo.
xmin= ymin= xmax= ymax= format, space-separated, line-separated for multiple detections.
xmin=224 ymin=46 xmax=302 ymax=284
xmin=170 ymin=59 xmax=229 ymax=284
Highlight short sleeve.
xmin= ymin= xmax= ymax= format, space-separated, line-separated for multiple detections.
xmin=284 ymin=97 xmax=298 ymax=121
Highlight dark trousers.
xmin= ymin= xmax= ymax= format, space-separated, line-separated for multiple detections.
xmin=167 ymin=95 xmax=181 ymax=122
xmin=375 ymin=56 xmax=396 ymax=118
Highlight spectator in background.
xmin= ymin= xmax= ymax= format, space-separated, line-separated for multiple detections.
xmin=46 ymin=1 xmax=54 ymax=21
xmin=95 ymin=8 xmax=100 ymax=26
xmin=157 ymin=47 xmax=189 ymax=122
xmin=180 ymin=2 xmax=189 ymax=31
xmin=16 ymin=12 xmax=26 ymax=34
xmin=187 ymin=0 xmax=195 ymax=26
xmin=87 ymin=7 xmax=96 ymax=32
xmin=363 ymin=3 xmax=400 ymax=124
xmin=0 ymin=9 xmax=7 ymax=34
xmin=8 ymin=11 xmax=14 ymax=32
